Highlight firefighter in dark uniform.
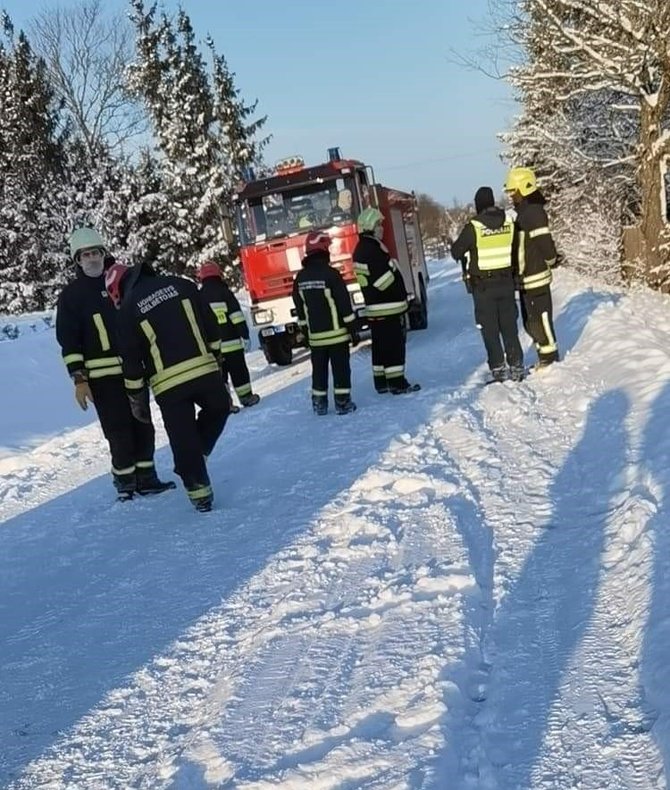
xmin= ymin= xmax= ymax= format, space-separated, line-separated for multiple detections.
xmin=55 ymin=227 xmax=174 ymax=500
xmin=105 ymin=260 xmax=231 ymax=512
xmin=197 ymin=260 xmax=260 ymax=409
xmin=353 ymin=207 xmax=420 ymax=394
xmin=292 ymin=230 xmax=357 ymax=415
xmin=451 ymin=186 xmax=525 ymax=382
xmin=505 ymin=167 xmax=560 ymax=368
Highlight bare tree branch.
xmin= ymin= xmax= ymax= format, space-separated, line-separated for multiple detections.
xmin=30 ymin=0 xmax=147 ymax=157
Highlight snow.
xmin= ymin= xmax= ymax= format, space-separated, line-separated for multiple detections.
xmin=1 ymin=259 xmax=670 ymax=787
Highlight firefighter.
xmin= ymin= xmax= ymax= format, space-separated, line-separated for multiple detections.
xmin=504 ymin=167 xmax=560 ymax=368
xmin=104 ymin=259 xmax=231 ymax=513
xmin=353 ymin=207 xmax=420 ymax=394
xmin=197 ymin=260 xmax=260 ymax=410
xmin=292 ymin=230 xmax=357 ymax=415
xmin=55 ymin=228 xmax=174 ymax=501
xmin=450 ymin=186 xmax=524 ymax=382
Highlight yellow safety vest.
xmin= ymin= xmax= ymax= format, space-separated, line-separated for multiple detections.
xmin=471 ymin=220 xmax=514 ymax=272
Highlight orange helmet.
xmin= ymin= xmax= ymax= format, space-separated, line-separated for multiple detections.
xmin=304 ymin=230 xmax=331 ymax=254
xmin=197 ymin=261 xmax=222 ymax=280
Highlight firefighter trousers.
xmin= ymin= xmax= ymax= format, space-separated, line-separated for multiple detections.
xmin=222 ymin=348 xmax=252 ymax=399
xmin=520 ymin=287 xmax=559 ymax=365
xmin=90 ymin=376 xmax=155 ymax=475
xmin=311 ymin=341 xmax=351 ymax=399
xmin=370 ymin=315 xmax=406 ymax=391
xmin=472 ymin=276 xmax=523 ymax=371
xmin=157 ymin=372 xmax=230 ymax=490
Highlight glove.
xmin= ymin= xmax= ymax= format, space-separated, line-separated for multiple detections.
xmin=349 ymin=327 xmax=360 ymax=348
xmin=74 ymin=381 xmax=93 ymax=410
xmin=463 ymin=274 xmax=472 ymax=294
xmin=128 ymin=387 xmax=151 ymax=424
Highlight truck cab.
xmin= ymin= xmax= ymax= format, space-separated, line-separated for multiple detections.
xmin=233 ymin=149 xmax=429 ymax=366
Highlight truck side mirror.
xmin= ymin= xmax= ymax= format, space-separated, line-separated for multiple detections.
xmin=222 ymin=216 xmax=234 ymax=244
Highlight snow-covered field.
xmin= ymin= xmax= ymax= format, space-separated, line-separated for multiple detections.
xmin=2 ymin=260 xmax=670 ymax=788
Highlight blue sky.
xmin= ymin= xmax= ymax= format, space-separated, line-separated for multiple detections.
xmin=3 ymin=0 xmax=518 ymax=204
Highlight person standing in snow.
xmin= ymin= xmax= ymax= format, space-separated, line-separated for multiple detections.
xmin=450 ymin=186 xmax=525 ymax=382
xmin=55 ymin=227 xmax=175 ymax=501
xmin=352 ymin=207 xmax=420 ymax=394
xmin=292 ymin=230 xmax=357 ymax=415
xmin=104 ymin=259 xmax=230 ymax=513
xmin=197 ymin=260 xmax=260 ymax=411
xmin=504 ymin=167 xmax=560 ymax=369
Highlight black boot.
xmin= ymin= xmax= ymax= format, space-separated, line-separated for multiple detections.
xmin=389 ymin=378 xmax=421 ymax=395
xmin=334 ymin=395 xmax=357 ymax=415
xmin=113 ymin=471 xmax=136 ymax=502
xmin=508 ymin=365 xmax=525 ymax=382
xmin=374 ymin=374 xmax=389 ymax=394
xmin=312 ymin=395 xmax=328 ymax=415
xmin=187 ymin=483 xmax=214 ymax=513
xmin=136 ymin=467 xmax=177 ymax=496
xmin=240 ymin=392 xmax=260 ymax=408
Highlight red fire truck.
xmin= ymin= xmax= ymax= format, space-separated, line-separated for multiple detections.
xmin=232 ymin=148 xmax=429 ymax=366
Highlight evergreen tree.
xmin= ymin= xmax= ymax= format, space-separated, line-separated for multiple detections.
xmin=126 ymin=1 xmax=268 ymax=279
xmin=0 ymin=13 xmax=68 ymax=312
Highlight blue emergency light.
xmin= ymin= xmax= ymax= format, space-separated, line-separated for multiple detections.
xmin=328 ymin=147 xmax=341 ymax=162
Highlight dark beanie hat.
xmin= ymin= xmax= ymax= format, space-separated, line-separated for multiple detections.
xmin=475 ymin=186 xmax=495 ymax=213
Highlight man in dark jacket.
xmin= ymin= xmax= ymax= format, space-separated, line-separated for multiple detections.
xmin=505 ymin=167 xmax=560 ymax=369
xmin=450 ymin=186 xmax=524 ymax=382
xmin=292 ymin=230 xmax=357 ymax=415
xmin=55 ymin=227 xmax=174 ymax=500
xmin=197 ymin=260 xmax=260 ymax=410
xmin=105 ymin=260 xmax=230 ymax=512
xmin=352 ymin=207 xmax=420 ymax=394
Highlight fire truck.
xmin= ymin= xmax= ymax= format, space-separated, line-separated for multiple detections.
xmin=232 ymin=148 xmax=429 ymax=366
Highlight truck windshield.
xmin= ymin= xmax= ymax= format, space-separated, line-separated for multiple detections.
xmin=236 ymin=176 xmax=359 ymax=244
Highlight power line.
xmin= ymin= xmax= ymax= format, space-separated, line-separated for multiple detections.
xmin=377 ymin=148 xmax=503 ymax=172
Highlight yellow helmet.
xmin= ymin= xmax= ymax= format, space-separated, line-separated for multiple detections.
xmin=504 ymin=167 xmax=537 ymax=197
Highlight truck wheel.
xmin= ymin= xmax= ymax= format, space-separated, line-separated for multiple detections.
xmin=263 ymin=335 xmax=293 ymax=366
xmin=408 ymin=279 xmax=428 ymax=330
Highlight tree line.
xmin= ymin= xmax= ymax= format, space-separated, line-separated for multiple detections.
xmin=0 ymin=0 xmax=267 ymax=313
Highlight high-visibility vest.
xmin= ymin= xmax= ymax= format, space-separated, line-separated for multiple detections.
xmin=471 ymin=219 xmax=514 ymax=271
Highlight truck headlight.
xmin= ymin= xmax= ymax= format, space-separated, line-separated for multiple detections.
xmin=253 ymin=309 xmax=273 ymax=325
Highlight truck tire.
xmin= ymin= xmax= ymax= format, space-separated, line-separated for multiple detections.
xmin=263 ymin=335 xmax=293 ymax=366
xmin=408 ymin=278 xmax=428 ymax=330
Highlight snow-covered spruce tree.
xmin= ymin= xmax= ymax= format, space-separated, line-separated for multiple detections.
xmin=0 ymin=13 xmax=69 ymax=313
xmin=126 ymin=1 xmax=268 ymax=280
xmin=498 ymin=0 xmax=670 ymax=288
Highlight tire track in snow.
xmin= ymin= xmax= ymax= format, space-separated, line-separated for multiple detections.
xmin=430 ymin=355 xmax=662 ymax=786
xmin=9 ymin=426 xmax=475 ymax=789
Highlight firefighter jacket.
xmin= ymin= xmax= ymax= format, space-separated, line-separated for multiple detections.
xmin=199 ymin=276 xmax=250 ymax=354
xmin=117 ymin=270 xmax=222 ymax=399
xmin=56 ymin=268 xmax=123 ymax=381
xmin=512 ymin=191 xmax=558 ymax=292
xmin=450 ymin=207 xmax=514 ymax=282
xmin=352 ymin=232 xmax=408 ymax=318
xmin=292 ymin=250 xmax=355 ymax=347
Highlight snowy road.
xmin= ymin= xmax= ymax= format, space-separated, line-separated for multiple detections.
xmin=2 ymin=261 xmax=670 ymax=788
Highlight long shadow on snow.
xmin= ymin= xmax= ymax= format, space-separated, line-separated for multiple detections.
xmin=0 ymin=267 xmax=474 ymax=785
xmin=431 ymin=389 xmax=629 ymax=787
xmin=552 ymin=288 xmax=621 ymax=361
xmin=641 ymin=380 xmax=670 ymax=778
